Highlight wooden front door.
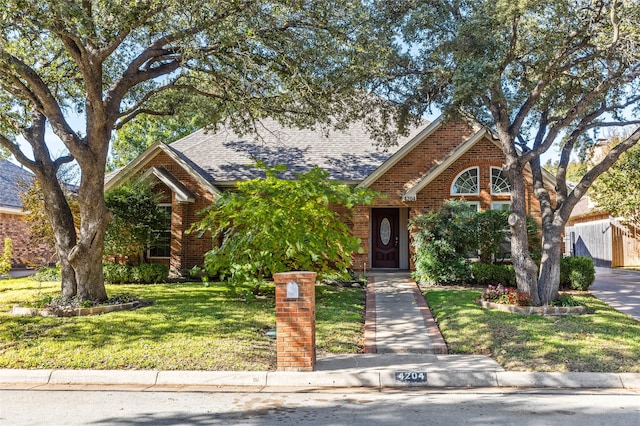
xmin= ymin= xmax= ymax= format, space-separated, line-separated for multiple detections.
xmin=372 ymin=208 xmax=400 ymax=268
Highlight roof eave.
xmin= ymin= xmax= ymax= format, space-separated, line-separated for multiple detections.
xmin=104 ymin=142 xmax=222 ymax=198
xmin=403 ymin=128 xmax=490 ymax=201
xmin=357 ymin=116 xmax=443 ymax=188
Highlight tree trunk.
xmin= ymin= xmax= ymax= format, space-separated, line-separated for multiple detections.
xmin=536 ymin=221 xmax=564 ymax=305
xmin=507 ymin=164 xmax=540 ymax=305
xmin=68 ymin=150 xmax=111 ymax=302
xmin=39 ymin=177 xmax=78 ymax=299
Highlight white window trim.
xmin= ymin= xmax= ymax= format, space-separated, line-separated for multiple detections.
xmin=490 ymin=167 xmax=512 ymax=195
xmin=147 ymin=203 xmax=172 ymax=259
xmin=450 ymin=166 xmax=480 ymax=196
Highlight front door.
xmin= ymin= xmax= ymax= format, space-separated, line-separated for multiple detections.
xmin=372 ymin=208 xmax=400 ymax=268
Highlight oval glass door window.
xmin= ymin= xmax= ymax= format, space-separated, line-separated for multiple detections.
xmin=380 ymin=218 xmax=391 ymax=246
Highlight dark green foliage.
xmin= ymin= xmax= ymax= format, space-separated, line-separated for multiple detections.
xmin=472 ymin=210 xmax=510 ymax=263
xmin=191 ymin=163 xmax=377 ymax=287
xmin=103 ymin=263 xmax=169 ymax=284
xmin=104 ymin=181 xmax=169 ymax=261
xmin=411 ymin=199 xmax=542 ymax=284
xmin=560 ymin=257 xmax=595 ymax=291
xmin=33 ymin=267 xmax=62 ymax=282
xmin=410 ymin=200 xmax=477 ymax=284
xmin=470 ymin=262 xmax=516 ymax=287
xmin=550 ymin=294 xmax=583 ymax=307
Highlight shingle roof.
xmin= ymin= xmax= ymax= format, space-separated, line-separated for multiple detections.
xmin=168 ymin=118 xmax=425 ymax=182
xmin=0 ymin=160 xmax=33 ymax=209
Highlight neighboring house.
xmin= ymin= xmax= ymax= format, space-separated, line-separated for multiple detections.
xmin=566 ymin=195 xmax=640 ymax=268
xmin=105 ymin=115 xmax=552 ymax=276
xmin=0 ymin=160 xmax=56 ymax=267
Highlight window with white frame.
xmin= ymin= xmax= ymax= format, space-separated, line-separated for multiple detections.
xmin=451 ymin=167 xmax=479 ymax=195
xmin=491 ymin=167 xmax=511 ymax=195
xmin=148 ymin=204 xmax=171 ymax=258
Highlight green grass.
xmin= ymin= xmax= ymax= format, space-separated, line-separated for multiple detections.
xmin=0 ymin=278 xmax=364 ymax=370
xmin=425 ymin=289 xmax=640 ymax=372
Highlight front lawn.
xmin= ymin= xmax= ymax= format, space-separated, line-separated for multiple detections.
xmin=0 ymin=278 xmax=364 ymax=370
xmin=425 ymin=289 xmax=640 ymax=372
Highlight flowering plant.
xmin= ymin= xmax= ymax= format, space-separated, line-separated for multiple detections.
xmin=481 ymin=284 xmax=532 ymax=306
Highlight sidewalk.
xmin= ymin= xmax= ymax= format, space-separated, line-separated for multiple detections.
xmin=1 ymin=272 xmax=640 ymax=390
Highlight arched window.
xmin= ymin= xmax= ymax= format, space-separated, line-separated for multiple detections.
xmin=451 ymin=167 xmax=479 ymax=195
xmin=491 ymin=167 xmax=511 ymax=195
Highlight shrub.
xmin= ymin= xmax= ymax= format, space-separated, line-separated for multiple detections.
xmin=103 ymin=263 xmax=169 ymax=284
xmin=481 ymin=284 xmax=532 ymax=306
xmin=33 ymin=266 xmax=62 ymax=282
xmin=103 ymin=263 xmax=132 ymax=284
xmin=134 ymin=263 xmax=169 ymax=284
xmin=550 ymin=294 xmax=583 ymax=307
xmin=560 ymin=256 xmax=595 ymax=291
xmin=410 ymin=200 xmax=476 ymax=284
xmin=470 ymin=262 xmax=516 ymax=287
xmin=0 ymin=238 xmax=13 ymax=275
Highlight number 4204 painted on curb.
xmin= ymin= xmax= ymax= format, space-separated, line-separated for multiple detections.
xmin=395 ymin=371 xmax=427 ymax=383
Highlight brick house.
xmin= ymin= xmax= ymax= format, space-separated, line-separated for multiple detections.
xmin=105 ymin=115 xmax=550 ymax=276
xmin=0 ymin=160 xmax=56 ymax=267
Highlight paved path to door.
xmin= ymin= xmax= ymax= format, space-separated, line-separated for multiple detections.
xmin=316 ymin=271 xmax=505 ymax=373
xmin=591 ymin=267 xmax=640 ymax=321
xmin=364 ymin=272 xmax=448 ymax=354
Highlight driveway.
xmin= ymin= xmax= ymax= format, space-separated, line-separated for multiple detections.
xmin=591 ymin=267 xmax=640 ymax=321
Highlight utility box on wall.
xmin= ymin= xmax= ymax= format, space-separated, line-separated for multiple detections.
xmin=273 ymin=271 xmax=317 ymax=372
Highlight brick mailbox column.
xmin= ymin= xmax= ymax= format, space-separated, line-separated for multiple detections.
xmin=273 ymin=271 xmax=317 ymax=372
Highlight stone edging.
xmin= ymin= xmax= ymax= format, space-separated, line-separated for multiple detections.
xmin=363 ymin=276 xmax=377 ymax=353
xmin=478 ymin=300 xmax=587 ymax=315
xmin=10 ymin=301 xmax=141 ymax=317
xmin=411 ymin=284 xmax=448 ymax=354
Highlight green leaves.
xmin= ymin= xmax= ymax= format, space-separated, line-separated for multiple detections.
xmin=192 ymin=163 xmax=377 ymax=284
xmin=591 ymin=144 xmax=640 ymax=228
xmin=103 ymin=180 xmax=169 ymax=260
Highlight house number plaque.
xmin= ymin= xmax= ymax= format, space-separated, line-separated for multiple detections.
xmin=395 ymin=371 xmax=427 ymax=383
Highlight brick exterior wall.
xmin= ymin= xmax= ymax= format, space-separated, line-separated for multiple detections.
xmin=124 ymin=122 xmax=552 ymax=275
xmin=0 ymin=212 xmax=56 ymax=267
xmin=137 ymin=151 xmax=216 ymax=276
xmin=350 ymin=122 xmax=548 ymax=271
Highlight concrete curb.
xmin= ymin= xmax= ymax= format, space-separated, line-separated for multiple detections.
xmin=2 ymin=369 xmax=639 ymax=390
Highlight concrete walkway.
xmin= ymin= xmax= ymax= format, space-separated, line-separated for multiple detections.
xmin=591 ymin=267 xmax=640 ymax=321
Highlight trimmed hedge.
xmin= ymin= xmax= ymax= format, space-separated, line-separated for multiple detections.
xmin=103 ymin=263 xmax=169 ymax=284
xmin=560 ymin=256 xmax=595 ymax=291
xmin=470 ymin=262 xmax=516 ymax=287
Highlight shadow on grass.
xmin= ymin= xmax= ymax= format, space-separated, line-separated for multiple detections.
xmin=425 ymin=289 xmax=640 ymax=372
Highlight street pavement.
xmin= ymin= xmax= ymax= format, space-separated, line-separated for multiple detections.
xmin=3 ymin=388 xmax=640 ymax=425
xmin=590 ymin=267 xmax=640 ymax=321
xmin=1 ymin=270 xmax=639 ymax=391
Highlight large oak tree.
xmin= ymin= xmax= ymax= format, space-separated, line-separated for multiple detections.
xmin=0 ymin=1 xmax=396 ymax=302
xmin=386 ymin=0 xmax=640 ymax=305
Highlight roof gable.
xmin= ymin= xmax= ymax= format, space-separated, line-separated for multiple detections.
xmin=104 ymin=142 xmax=221 ymax=197
xmin=402 ymin=128 xmax=491 ymax=201
xmin=0 ymin=160 xmax=33 ymax=210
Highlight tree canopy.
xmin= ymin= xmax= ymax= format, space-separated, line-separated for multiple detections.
xmin=591 ymin=140 xmax=640 ymax=228
xmin=0 ymin=1 xmax=399 ymax=301
xmin=385 ymin=0 xmax=640 ymax=304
